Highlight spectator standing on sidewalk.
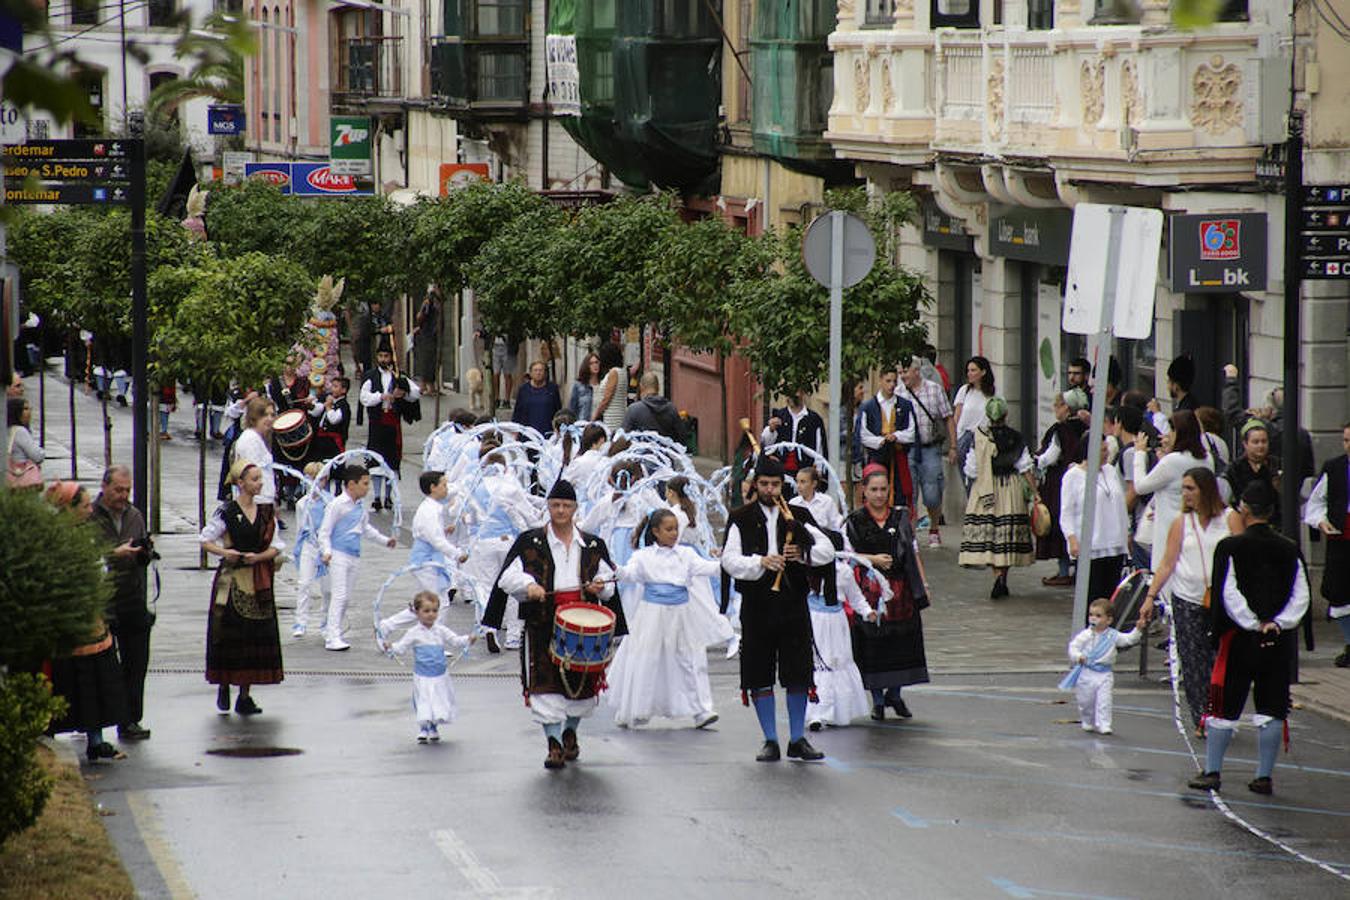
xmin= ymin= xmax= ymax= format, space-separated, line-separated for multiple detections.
xmin=899 ymin=355 xmax=955 ymax=547
xmin=512 ymin=360 xmax=563 ymax=437
xmin=1035 ymin=389 xmax=1089 ymax=587
xmin=953 ymin=357 xmax=995 ymax=490
xmin=90 ymin=465 xmax=156 ymax=742
xmin=624 ymin=373 xmax=685 ymax=443
xmin=1304 ymin=422 xmax=1350 ymax=667
xmin=960 ymin=397 xmax=1037 ymax=599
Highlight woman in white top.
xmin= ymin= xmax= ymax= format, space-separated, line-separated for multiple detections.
xmin=1138 ymin=467 xmax=1239 ymax=734
xmin=952 ymin=356 xmax=995 ymax=486
xmin=1060 ymin=434 xmax=1130 ymax=609
xmin=7 ymin=396 xmax=44 ymax=475
xmin=231 ymin=396 xmax=278 ymax=506
xmin=591 ymin=341 xmax=628 ymax=432
xmin=1130 ymin=409 xmax=1213 ymax=572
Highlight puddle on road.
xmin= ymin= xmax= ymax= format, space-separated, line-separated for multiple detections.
xmin=205 ymin=747 xmax=304 ymax=758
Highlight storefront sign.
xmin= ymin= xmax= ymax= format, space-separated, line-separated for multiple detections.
xmin=987 ymin=206 xmax=1072 ymax=265
xmin=222 ymin=150 xmax=251 ymax=184
xmin=438 ymin=163 xmax=489 ymax=195
xmin=1168 ymin=212 xmax=1267 ymax=292
xmin=243 ymin=161 xmax=374 ymax=196
xmin=329 ymin=116 xmax=372 ymax=176
xmin=207 ymin=104 xmax=244 ymax=135
xmin=921 ymin=202 xmax=974 ymax=252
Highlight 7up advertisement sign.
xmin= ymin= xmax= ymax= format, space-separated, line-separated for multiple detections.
xmin=329 ymin=116 xmax=372 ymax=176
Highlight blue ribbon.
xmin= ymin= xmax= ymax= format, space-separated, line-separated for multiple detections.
xmin=1059 ymin=629 xmax=1118 ymax=690
xmin=644 ymin=582 xmax=689 ymax=606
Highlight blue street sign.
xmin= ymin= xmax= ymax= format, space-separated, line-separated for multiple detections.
xmin=207 ymin=104 xmax=245 ymax=136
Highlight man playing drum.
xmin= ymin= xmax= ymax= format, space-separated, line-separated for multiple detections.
xmin=483 ymin=479 xmax=627 ymax=770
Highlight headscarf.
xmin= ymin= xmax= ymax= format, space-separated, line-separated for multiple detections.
xmin=984 ymin=396 xmax=1009 ymax=423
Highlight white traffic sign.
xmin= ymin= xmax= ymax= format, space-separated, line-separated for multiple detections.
xmin=1063 ymin=203 xmax=1162 ymax=339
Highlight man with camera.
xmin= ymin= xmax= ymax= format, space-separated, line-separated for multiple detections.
xmin=91 ymin=465 xmax=156 ymax=742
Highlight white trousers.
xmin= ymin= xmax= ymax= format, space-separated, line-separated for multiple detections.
xmin=529 ymin=692 xmax=599 ymax=726
xmin=1075 ymin=669 xmax=1115 ymax=732
xmin=294 ymin=543 xmax=330 ymax=629
xmin=464 ymin=538 xmax=521 ymax=646
xmin=324 ymin=551 xmax=360 ymax=640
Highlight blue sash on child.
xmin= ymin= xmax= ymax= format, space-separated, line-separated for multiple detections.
xmin=295 ymin=495 xmax=330 ymax=577
xmin=1059 ymin=628 xmax=1118 ymax=690
xmin=472 ymin=485 xmax=518 ymax=540
xmin=410 ymin=540 xmax=451 ymax=591
xmin=413 ymin=644 xmax=447 ymax=677
xmin=332 ymin=504 xmax=365 ymax=557
xmin=644 ymin=582 xmax=689 ymax=606
xmin=807 ymin=591 xmax=841 ymax=614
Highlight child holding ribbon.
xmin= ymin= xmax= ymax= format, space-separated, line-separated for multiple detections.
xmin=384 ymin=591 xmax=476 ymax=742
xmin=1061 ymin=598 xmax=1143 ymax=734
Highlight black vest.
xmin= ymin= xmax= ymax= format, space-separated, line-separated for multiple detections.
xmin=770 ymin=407 xmax=826 ymax=465
xmin=725 ymin=501 xmax=818 ymax=595
xmin=1319 ymin=455 xmax=1349 ymax=528
xmin=1210 ymin=524 xmax=1305 ymax=632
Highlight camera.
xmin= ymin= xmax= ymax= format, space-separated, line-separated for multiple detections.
xmin=131 ymin=536 xmax=160 ymax=561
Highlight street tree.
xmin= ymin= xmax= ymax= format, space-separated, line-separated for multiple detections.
xmin=202 ymin=179 xmax=303 ymax=257
xmin=469 ymin=204 xmax=568 ymax=346
xmin=292 ymin=196 xmax=407 ymax=311
xmin=408 ymin=181 xmax=554 ymax=296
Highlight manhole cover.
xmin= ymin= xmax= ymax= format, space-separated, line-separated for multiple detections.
xmin=205 ymin=747 xmax=304 ymax=758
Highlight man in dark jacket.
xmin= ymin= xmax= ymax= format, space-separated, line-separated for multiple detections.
xmin=90 ymin=465 xmax=156 ymax=741
xmin=622 ymin=373 xmax=685 ymax=442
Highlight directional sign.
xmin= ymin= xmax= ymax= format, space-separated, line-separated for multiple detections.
xmin=4 ymin=182 xmax=129 ymax=205
xmin=2 ymin=139 xmax=128 ymax=160
xmin=1301 ymin=208 xmax=1350 ymax=231
xmin=4 ymin=159 xmax=128 ymax=181
xmin=1301 ymin=232 xmax=1350 ymax=257
xmin=1301 ymin=184 xmax=1350 ymax=279
xmin=1303 ymin=184 xmax=1350 ymax=205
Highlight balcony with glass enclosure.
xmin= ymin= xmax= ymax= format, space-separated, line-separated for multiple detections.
xmin=429 ymin=0 xmax=530 ymax=117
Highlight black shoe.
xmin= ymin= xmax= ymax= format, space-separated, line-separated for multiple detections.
xmin=1334 ymin=646 xmax=1350 ymax=668
xmin=808 ymin=721 xmax=823 ymax=732
xmin=786 ymin=738 xmax=825 ymax=761
xmin=276 ymin=517 xmax=287 ymax=531
xmin=485 ymin=632 xmax=501 ymax=654
xmin=756 ymin=741 xmax=781 ymax=762
xmin=1188 ymin=771 xmax=1221 ymax=791
xmin=372 ymin=499 xmax=383 ymax=512
xmin=235 ymin=695 xmax=262 ymax=716
xmin=545 ymin=738 xmax=566 ymax=769
xmin=86 ymin=741 xmax=127 ymax=762
xmin=871 ymin=704 xmax=885 ymax=722
xmin=1247 ymin=777 xmax=1273 ymax=795
xmin=216 ymin=684 xmax=231 ymax=712
xmin=888 ymin=697 xmax=913 ymax=719
xmin=990 ymin=576 xmax=1009 ymax=599
xmin=119 ymin=723 xmax=151 ymax=741
xmin=561 ymin=728 xmax=580 ymax=761
xmin=117 ymin=395 xmax=128 ymax=407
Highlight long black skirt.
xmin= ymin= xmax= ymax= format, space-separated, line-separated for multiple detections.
xmin=206 ymin=571 xmax=284 ymax=686
xmin=47 ymin=645 xmax=128 ymax=735
xmin=851 ymin=614 xmax=930 ymax=691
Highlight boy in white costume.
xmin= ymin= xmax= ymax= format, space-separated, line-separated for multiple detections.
xmin=1061 ymin=598 xmax=1143 ymax=734
xmin=291 ymin=461 xmax=332 ymax=638
xmin=318 ymin=464 xmax=397 ymax=651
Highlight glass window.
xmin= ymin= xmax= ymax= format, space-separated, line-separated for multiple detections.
xmin=476 ymin=49 xmax=525 ymax=101
xmin=1027 ymin=0 xmax=1052 ymax=29
xmin=71 ymin=0 xmax=99 ymax=24
xmin=864 ymin=0 xmax=893 ymax=28
xmin=476 ymin=0 xmax=526 ymax=37
xmin=148 ymin=0 xmax=176 ymax=27
xmin=1218 ymin=0 xmax=1248 ymax=21
xmin=931 ymin=0 xmax=978 ymax=28
xmin=1090 ymin=0 xmax=1140 ymax=24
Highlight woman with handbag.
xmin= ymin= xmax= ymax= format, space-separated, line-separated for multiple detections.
xmin=7 ymin=396 xmax=44 ymax=488
xmin=200 ymin=459 xmax=285 ymax=716
xmin=960 ymin=397 xmax=1038 ymax=599
xmin=1059 ymin=435 xmax=1130 ymax=616
xmin=1137 ymin=467 xmax=1239 ymax=735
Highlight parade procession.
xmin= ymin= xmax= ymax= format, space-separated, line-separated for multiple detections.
xmin=3 ymin=1 xmax=1350 ymax=898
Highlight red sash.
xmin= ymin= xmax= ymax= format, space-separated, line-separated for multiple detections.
xmin=1203 ymin=629 xmax=1235 ymax=730
xmin=376 ymin=407 xmax=402 ymax=457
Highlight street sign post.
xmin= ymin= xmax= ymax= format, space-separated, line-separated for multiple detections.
xmin=1300 ymin=184 xmax=1350 ymax=279
xmin=802 ymin=211 xmax=876 ymax=478
xmin=1063 ymin=204 xmax=1162 ymax=634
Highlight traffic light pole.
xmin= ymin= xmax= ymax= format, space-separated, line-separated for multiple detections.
xmin=130 ymin=138 xmax=148 ymax=515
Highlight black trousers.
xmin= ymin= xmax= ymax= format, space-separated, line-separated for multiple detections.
xmin=1217 ymin=631 xmax=1293 ymax=722
xmin=112 ymin=624 xmax=153 ymax=725
xmin=739 ymin=590 xmax=814 ymax=691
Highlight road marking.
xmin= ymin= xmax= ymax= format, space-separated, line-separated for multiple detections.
xmin=988 ymin=876 xmax=1129 ymax=899
xmin=125 ymin=791 xmax=196 ymax=900
xmin=434 ymin=828 xmax=502 ymax=892
xmin=890 ymin=806 xmax=929 ymax=828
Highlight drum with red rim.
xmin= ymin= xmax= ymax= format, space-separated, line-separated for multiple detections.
xmin=273 ymin=409 xmax=313 ymax=460
xmin=549 ymin=602 xmax=617 ymax=674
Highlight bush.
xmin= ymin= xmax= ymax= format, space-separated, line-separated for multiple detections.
xmin=0 ymin=673 xmax=66 ymax=849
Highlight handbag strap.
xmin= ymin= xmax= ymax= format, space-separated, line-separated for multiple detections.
xmin=1188 ymin=512 xmax=1210 ymax=590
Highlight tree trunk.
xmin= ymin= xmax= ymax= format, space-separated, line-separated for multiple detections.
xmin=101 ymin=395 xmax=113 ymax=467
xmin=38 ymin=348 xmax=46 ymax=447
xmin=198 ymin=380 xmax=210 ymax=568
xmin=67 ymin=338 xmax=78 ymax=481
xmin=151 ymin=400 xmax=162 ymax=535
xmin=718 ymin=351 xmax=729 ymax=465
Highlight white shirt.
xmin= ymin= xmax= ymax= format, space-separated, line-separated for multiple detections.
xmin=389 ymin=621 xmax=470 ymax=657
xmin=721 ymin=502 xmax=836 ymax=581
xmin=1168 ymin=512 xmax=1231 ymax=605
xmin=562 ymin=447 xmax=607 ymax=488
xmin=1221 ymin=559 xmax=1310 ymax=633
xmin=790 ymin=492 xmax=842 ymax=533
xmin=760 ymin=405 xmax=823 ymax=458
xmin=317 ymin=491 xmax=391 ymax=557
xmin=1305 ymin=467 xmax=1349 ymax=530
xmin=1133 ymin=449 xmax=1213 ymax=571
xmin=308 ymin=397 xmax=346 ymax=427
xmin=953 ymin=384 xmax=990 ymax=440
xmin=963 ymin=434 xmax=1034 ymax=480
xmin=614 ymin=543 xmax=722 ymax=587
xmin=412 ymin=497 xmax=457 ymax=559
xmin=359 ymin=367 xmax=421 ymax=408
xmin=1067 ymin=626 xmax=1142 ymax=669
xmin=199 ymin=505 xmax=285 ymax=551
xmin=1059 ymin=464 xmax=1130 ymax=559
xmin=231 ymin=428 xmax=276 ymax=504
xmin=497 ymin=524 xmax=616 ymax=599
xmin=860 ymin=392 xmax=917 ymax=451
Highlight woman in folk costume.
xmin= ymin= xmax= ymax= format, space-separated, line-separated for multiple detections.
xmin=960 ymin=397 xmax=1038 ymax=599
xmin=482 ymin=479 xmax=626 ymax=770
xmin=200 ymin=459 xmax=285 ymax=716
xmin=606 ymin=509 xmax=727 ymax=729
xmin=1304 ymin=421 xmax=1350 ymax=667
xmin=1035 ymin=389 xmax=1089 ymax=587
xmin=846 ymin=464 xmax=931 ymax=721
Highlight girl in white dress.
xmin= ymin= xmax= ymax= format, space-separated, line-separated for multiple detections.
xmin=808 ymin=559 xmax=877 ymax=730
xmin=385 ymin=592 xmax=475 ymax=742
xmin=606 ymin=510 xmax=727 ymax=729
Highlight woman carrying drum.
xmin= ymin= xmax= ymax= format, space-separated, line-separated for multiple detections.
xmin=482 ymin=478 xmax=627 ymax=770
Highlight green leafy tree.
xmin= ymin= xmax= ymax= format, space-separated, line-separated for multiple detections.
xmin=292 ymin=196 xmax=407 ymax=310
xmin=202 ymin=179 xmax=304 ymax=258
xmin=469 ymin=204 xmax=568 ymax=344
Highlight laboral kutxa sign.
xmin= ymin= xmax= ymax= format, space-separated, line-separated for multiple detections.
xmin=243 ymin=162 xmax=374 ymax=196
xmin=1168 ymin=212 xmax=1267 ymax=292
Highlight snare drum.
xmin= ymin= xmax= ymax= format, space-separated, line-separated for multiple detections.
xmin=549 ymin=602 xmax=617 ymax=674
xmin=273 ymin=409 xmax=313 ymax=460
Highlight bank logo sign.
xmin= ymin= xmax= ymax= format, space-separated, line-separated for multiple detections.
xmin=1198 ymin=219 xmax=1240 ymax=260
xmin=1168 ymin=212 xmax=1267 ymax=293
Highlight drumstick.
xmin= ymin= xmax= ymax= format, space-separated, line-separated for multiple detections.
xmin=543 ymin=577 xmax=619 ymax=598
xmin=772 ymin=493 xmax=795 ymax=592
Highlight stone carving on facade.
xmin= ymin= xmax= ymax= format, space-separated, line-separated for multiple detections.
xmin=836 ymin=0 xmax=856 ymax=26
xmin=881 ymin=57 xmax=894 ymax=114
xmin=854 ymin=56 xmax=871 ymax=113
xmin=1080 ymin=58 xmax=1104 ymax=126
xmin=987 ymin=56 xmax=1005 ymax=141
xmin=1191 ymin=55 xmax=1243 ymax=135
xmin=1121 ymin=59 xmax=1142 ymax=129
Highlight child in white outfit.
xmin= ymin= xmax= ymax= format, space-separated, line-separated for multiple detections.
xmin=385 ymin=592 xmax=475 ymax=742
xmin=317 ymin=464 xmax=397 ymax=651
xmin=1061 ymin=598 xmax=1143 ymax=734
xmin=291 ymin=462 xmax=332 ymax=638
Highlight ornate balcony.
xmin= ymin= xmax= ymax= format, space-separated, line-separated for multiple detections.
xmin=334 ymin=36 xmax=405 ymax=103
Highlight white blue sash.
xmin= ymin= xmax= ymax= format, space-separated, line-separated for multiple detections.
xmin=644 ymin=582 xmax=689 ymax=606
xmin=332 ymin=504 xmax=365 ymax=557
xmin=1059 ymin=628 xmax=1118 ymax=690
xmin=413 ymin=644 xmax=447 ymax=677
xmin=807 ymin=591 xmax=841 ymax=614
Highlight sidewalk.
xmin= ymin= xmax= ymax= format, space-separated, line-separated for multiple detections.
xmin=17 ymin=368 xmax=1349 ymax=717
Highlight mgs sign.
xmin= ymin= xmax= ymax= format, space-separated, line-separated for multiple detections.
xmin=1169 ymin=212 xmax=1267 ymax=292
